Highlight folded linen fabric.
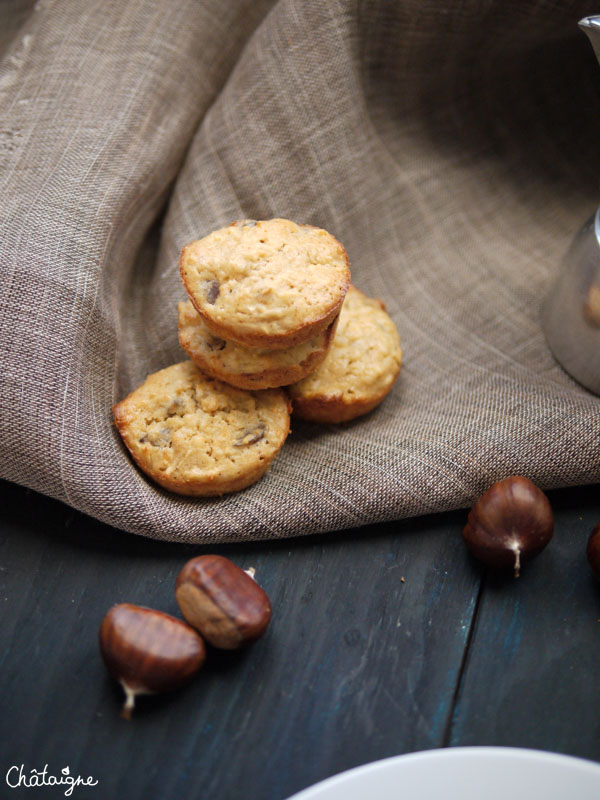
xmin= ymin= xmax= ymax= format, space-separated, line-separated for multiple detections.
xmin=1 ymin=0 xmax=599 ymax=542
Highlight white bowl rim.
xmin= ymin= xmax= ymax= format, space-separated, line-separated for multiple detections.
xmin=284 ymin=746 xmax=600 ymax=800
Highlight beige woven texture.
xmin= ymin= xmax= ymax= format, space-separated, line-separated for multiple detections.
xmin=1 ymin=0 xmax=599 ymax=543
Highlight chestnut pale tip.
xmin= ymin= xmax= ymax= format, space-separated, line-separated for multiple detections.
xmin=508 ymin=540 xmax=522 ymax=578
xmin=119 ymin=681 xmax=151 ymax=721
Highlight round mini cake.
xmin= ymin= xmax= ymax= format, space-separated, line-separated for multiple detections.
xmin=113 ymin=361 xmax=291 ymax=496
xmin=288 ymin=286 xmax=402 ymax=423
xmin=177 ymin=300 xmax=338 ymax=390
xmin=179 ymin=218 xmax=350 ymax=349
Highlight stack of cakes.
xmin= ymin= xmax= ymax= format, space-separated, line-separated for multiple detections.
xmin=114 ymin=218 xmax=402 ymax=496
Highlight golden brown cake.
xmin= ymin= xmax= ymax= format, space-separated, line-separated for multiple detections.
xmin=288 ymin=286 xmax=402 ymax=423
xmin=179 ymin=218 xmax=350 ymax=349
xmin=113 ymin=361 xmax=291 ymax=496
xmin=177 ymin=300 xmax=338 ymax=390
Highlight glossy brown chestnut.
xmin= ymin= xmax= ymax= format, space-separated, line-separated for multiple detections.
xmin=586 ymin=524 xmax=600 ymax=580
xmin=99 ymin=603 xmax=206 ymax=719
xmin=462 ymin=476 xmax=554 ymax=577
xmin=175 ymin=555 xmax=271 ymax=649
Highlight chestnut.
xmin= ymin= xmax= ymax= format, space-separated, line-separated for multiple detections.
xmin=586 ymin=524 xmax=600 ymax=580
xmin=99 ymin=603 xmax=206 ymax=718
xmin=462 ymin=475 xmax=553 ymax=577
xmin=175 ymin=555 xmax=271 ymax=649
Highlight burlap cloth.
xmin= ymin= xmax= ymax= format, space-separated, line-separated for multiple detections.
xmin=1 ymin=0 xmax=599 ymax=543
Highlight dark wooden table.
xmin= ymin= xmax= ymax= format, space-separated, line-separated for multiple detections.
xmin=1 ymin=478 xmax=599 ymax=799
